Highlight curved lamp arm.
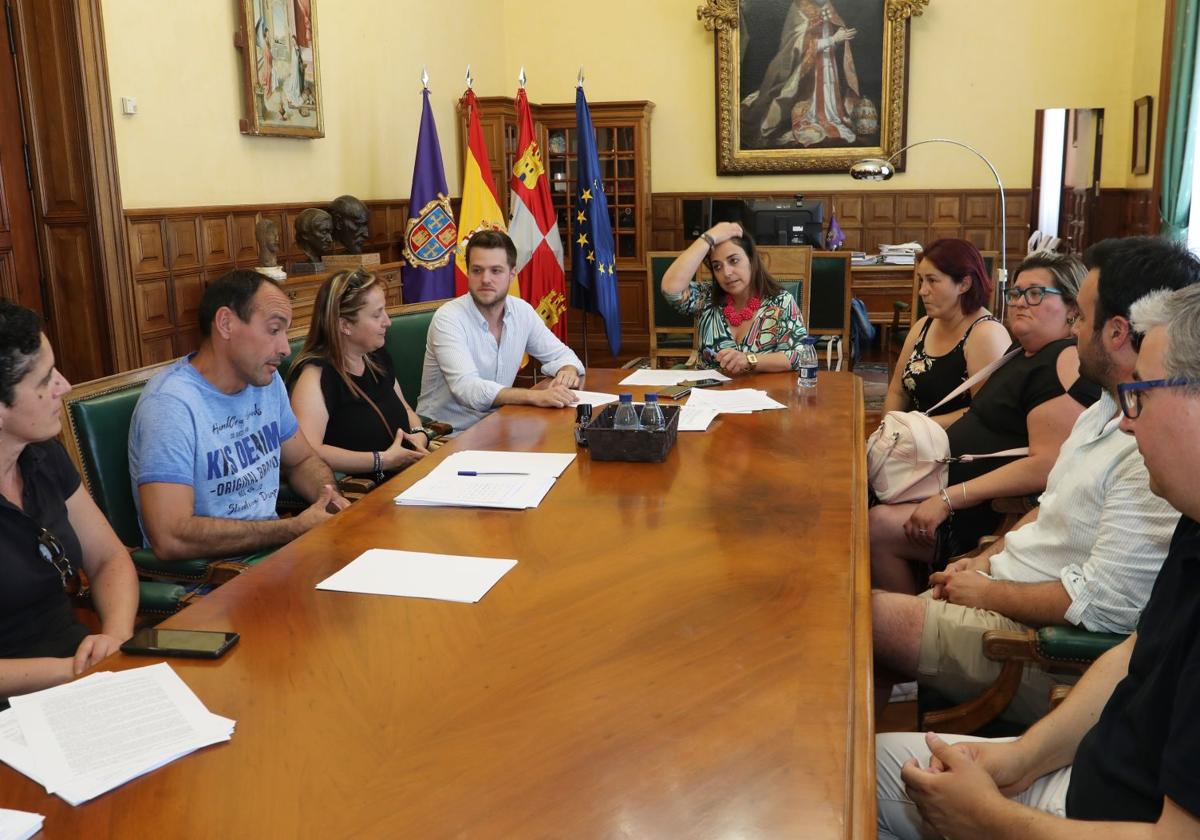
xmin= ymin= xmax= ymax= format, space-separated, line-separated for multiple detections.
xmin=851 ymin=138 xmax=1008 ymax=320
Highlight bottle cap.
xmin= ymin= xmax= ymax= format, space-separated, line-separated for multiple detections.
xmin=575 ymin=403 xmax=592 ymax=422
xmin=644 ymin=393 xmax=658 ymax=402
xmin=618 ymin=393 xmax=633 ymax=402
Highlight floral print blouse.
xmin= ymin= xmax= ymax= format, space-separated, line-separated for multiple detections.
xmin=664 ymin=280 xmax=808 ymax=370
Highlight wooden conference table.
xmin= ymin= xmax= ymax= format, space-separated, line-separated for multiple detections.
xmin=1 ymin=370 xmax=873 ymax=838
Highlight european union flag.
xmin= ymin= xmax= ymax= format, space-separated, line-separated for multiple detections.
xmin=401 ymin=88 xmax=457 ymax=302
xmin=570 ymin=86 xmax=621 ymax=357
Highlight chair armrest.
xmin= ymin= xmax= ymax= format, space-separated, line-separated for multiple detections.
xmin=136 ymin=581 xmax=190 ymax=616
xmin=419 ymin=418 xmax=453 ymax=439
xmin=130 ymin=548 xmax=217 ymax=582
xmin=1035 ymin=627 xmax=1127 ymax=665
xmin=1048 ymin=684 xmax=1072 ymax=711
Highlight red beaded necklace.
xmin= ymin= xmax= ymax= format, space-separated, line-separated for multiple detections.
xmin=723 ymin=296 xmax=760 ymax=326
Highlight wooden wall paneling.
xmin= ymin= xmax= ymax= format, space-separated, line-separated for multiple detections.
xmin=129 ymin=220 xmax=166 ymax=275
xmin=963 ymin=195 xmax=996 ymax=226
xmin=0 ymin=252 xmax=17 ymax=301
xmin=651 ymin=230 xmax=677 ymax=251
xmin=366 ymin=204 xmax=389 ymax=249
xmin=166 ymin=217 xmax=200 ymax=270
xmin=833 ymin=195 xmax=864 ymax=226
xmin=387 ymin=205 xmax=408 ymax=243
xmin=133 ymin=277 xmax=172 ymax=335
xmin=863 ymin=228 xmax=897 ymax=254
xmin=930 ymin=194 xmax=962 ymax=226
xmin=200 ymin=215 xmax=232 ymax=265
xmin=43 ymin=222 xmax=111 ymax=380
xmin=897 ymin=194 xmax=927 ymax=224
xmin=283 ymin=209 xmax=304 ymax=262
xmin=839 ymin=228 xmax=863 ymax=252
xmin=651 ymin=196 xmax=677 ymax=230
xmin=173 ymin=271 xmax=204 ymax=328
xmin=140 ymin=333 xmax=174 ymax=365
xmin=895 ymin=226 xmax=928 ymax=246
xmin=231 ymin=213 xmax=259 ymax=264
xmin=864 ymin=194 xmax=896 ymax=225
xmin=962 ymin=227 xmax=995 ymax=251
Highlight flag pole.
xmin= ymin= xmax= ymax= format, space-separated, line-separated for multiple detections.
xmin=576 ymin=66 xmax=590 ymax=370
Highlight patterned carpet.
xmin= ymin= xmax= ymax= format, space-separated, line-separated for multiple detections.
xmin=855 ymin=362 xmax=890 ymax=412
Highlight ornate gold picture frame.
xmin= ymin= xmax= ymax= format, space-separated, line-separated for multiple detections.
xmin=702 ymin=0 xmax=929 ymax=174
xmin=237 ymin=0 xmax=324 ymax=138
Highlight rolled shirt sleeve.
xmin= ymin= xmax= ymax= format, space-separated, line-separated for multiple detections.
xmin=1059 ymin=456 xmax=1180 ymax=632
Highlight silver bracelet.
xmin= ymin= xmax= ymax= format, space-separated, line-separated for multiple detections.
xmin=939 ymin=488 xmax=955 ymax=516
xmin=700 ymin=233 xmax=716 ymax=249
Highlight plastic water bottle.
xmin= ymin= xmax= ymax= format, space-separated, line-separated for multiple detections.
xmin=640 ymin=392 xmax=665 ymax=431
xmin=612 ymin=393 xmax=641 ymax=430
xmin=797 ymin=338 xmax=819 ymax=391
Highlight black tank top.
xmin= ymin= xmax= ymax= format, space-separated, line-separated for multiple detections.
xmin=901 ymin=315 xmax=998 ymax=415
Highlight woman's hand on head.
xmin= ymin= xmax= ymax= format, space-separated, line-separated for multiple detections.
xmin=705 ymin=222 xmax=743 ymax=245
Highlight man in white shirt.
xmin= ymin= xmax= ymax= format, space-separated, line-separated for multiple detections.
xmin=417 ymin=231 xmax=584 ymax=433
xmin=872 ymin=236 xmax=1199 ymax=726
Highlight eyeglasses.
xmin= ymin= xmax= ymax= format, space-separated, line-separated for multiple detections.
xmin=333 ymin=270 xmax=370 ymax=298
xmin=1004 ymin=285 xmax=1064 ymax=306
xmin=1117 ymin=377 xmax=1200 ymax=419
xmin=38 ymin=527 xmax=76 ymax=592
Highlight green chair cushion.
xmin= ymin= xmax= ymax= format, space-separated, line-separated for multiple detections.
xmin=1035 ymin=626 xmax=1127 ymax=664
xmin=131 ymin=548 xmax=214 ymax=581
xmin=656 ymin=334 xmax=693 ymax=349
xmin=138 ymin=581 xmax=187 ymax=614
xmin=385 ymin=308 xmax=438 ymax=405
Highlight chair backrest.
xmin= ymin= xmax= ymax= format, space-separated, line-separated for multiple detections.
xmin=646 ymin=252 xmax=697 ymax=332
xmin=809 ymin=251 xmax=852 ymax=345
xmin=757 ymin=245 xmax=812 ymax=323
xmin=61 ymin=361 xmax=174 ymax=547
xmin=383 ymin=299 xmax=445 ymax=404
xmin=911 ymin=251 xmax=998 ymax=321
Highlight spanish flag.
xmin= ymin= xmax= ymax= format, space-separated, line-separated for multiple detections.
xmin=454 ymin=88 xmax=512 ymax=297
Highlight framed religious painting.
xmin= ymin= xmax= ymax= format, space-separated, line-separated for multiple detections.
xmin=1131 ymin=95 xmax=1152 ymax=176
xmin=237 ymin=0 xmax=324 ymax=138
xmin=701 ymin=0 xmax=930 ymax=174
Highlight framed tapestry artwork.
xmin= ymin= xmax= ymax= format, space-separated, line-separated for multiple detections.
xmin=237 ymin=0 xmax=323 ymax=138
xmin=1131 ymin=95 xmax=1152 ymax=176
xmin=700 ymin=0 xmax=930 ymax=174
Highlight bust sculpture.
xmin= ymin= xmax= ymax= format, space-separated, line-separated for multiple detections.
xmin=329 ymin=194 xmax=370 ymax=254
xmin=252 ymin=219 xmax=286 ymax=280
xmin=294 ymin=207 xmax=333 ymax=267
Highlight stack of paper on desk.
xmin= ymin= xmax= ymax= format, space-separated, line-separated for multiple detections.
xmin=394 ymin=450 xmax=575 ymax=509
xmin=685 ymin=388 xmax=787 ymax=413
xmin=0 ymin=663 xmax=233 ymax=806
xmin=0 ymin=808 xmax=43 ymax=840
xmin=316 ymin=549 xmax=517 ymax=603
xmin=618 ymin=369 xmax=731 ymax=387
xmin=678 ymin=406 xmax=719 ymax=431
xmin=569 ymin=389 xmax=618 ymax=408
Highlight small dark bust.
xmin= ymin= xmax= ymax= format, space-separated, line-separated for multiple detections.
xmin=255 ymin=218 xmax=281 ymax=268
xmin=329 ymin=194 xmax=370 ymax=254
xmin=294 ymin=208 xmax=334 ymax=264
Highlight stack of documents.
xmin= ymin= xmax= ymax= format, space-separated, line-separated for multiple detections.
xmin=678 ymin=406 xmax=719 ymax=431
xmin=317 ymin=549 xmax=517 ymax=603
xmin=569 ymin=389 xmax=618 ymax=408
xmin=394 ymin=450 xmax=575 ymax=509
xmin=0 ymin=808 xmax=43 ymax=840
xmin=685 ymin=388 xmax=787 ymax=413
xmin=0 ymin=663 xmax=234 ymax=806
xmin=618 ymin=369 xmax=731 ymax=387
xmin=878 ymin=242 xmax=922 ymax=265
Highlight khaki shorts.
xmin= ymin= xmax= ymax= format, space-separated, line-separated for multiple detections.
xmin=916 ymin=591 xmax=1076 ymax=726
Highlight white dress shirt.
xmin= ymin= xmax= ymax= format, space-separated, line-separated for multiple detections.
xmin=415 ymin=294 xmax=584 ymax=434
xmin=989 ymin=391 xmax=1180 ymax=633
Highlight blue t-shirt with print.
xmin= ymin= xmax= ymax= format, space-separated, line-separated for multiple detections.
xmin=128 ymin=356 xmax=298 ymax=544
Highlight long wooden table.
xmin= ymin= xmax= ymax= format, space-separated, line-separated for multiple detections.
xmin=1 ymin=370 xmax=873 ymax=838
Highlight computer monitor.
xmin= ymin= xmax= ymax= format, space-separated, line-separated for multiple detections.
xmin=746 ymin=199 xmax=825 ymax=247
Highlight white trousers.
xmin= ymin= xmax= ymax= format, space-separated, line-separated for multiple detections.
xmin=876 ymin=733 xmax=1072 ymax=839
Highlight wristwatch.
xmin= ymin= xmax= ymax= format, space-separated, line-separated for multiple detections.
xmin=746 ymin=352 xmax=759 ymax=371
xmin=700 ymin=232 xmax=716 ymax=249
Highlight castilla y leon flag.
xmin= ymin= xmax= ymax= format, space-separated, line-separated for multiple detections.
xmin=571 ymin=84 xmax=620 ymax=357
xmin=509 ymin=87 xmax=567 ymax=340
xmin=454 ymin=88 xmax=510 ymax=297
xmin=401 ymin=87 xmax=457 ymax=302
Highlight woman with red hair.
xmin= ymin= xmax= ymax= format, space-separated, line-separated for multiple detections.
xmin=883 ymin=239 xmax=1011 ymax=428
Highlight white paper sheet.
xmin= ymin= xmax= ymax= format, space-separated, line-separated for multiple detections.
xmin=394 ymin=474 xmax=556 ymax=509
xmin=437 ymin=450 xmax=576 ymax=478
xmin=684 ymin=388 xmax=786 ymax=412
xmin=677 ymin=406 xmax=719 ymax=431
xmin=617 ymin=369 xmax=731 ymax=386
xmin=0 ymin=807 xmax=43 ymax=840
xmin=568 ymin=390 xmax=619 ymax=408
xmin=316 ymin=549 xmax=517 ymax=603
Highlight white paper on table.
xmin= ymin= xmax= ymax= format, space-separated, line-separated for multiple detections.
xmin=677 ymin=406 xmax=719 ymax=431
xmin=0 ymin=807 xmax=43 ymax=840
xmin=394 ymin=474 xmax=555 ymax=509
xmin=316 ymin=549 xmax=517 ymax=603
xmin=617 ymin=369 xmax=731 ymax=386
xmin=568 ymin=390 xmax=619 ymax=408
xmin=0 ymin=709 xmax=44 ymax=786
xmin=437 ymin=449 xmax=576 ymax=478
xmin=685 ymin=388 xmax=786 ymax=412
xmin=8 ymin=663 xmax=232 ymax=800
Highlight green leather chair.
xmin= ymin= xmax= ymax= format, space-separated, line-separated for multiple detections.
xmin=62 ymin=364 xmax=271 ymax=586
xmin=383 ymin=299 xmax=443 ymax=409
xmin=646 ymin=252 xmax=698 ymax=368
xmin=810 ymin=251 xmax=852 ymax=370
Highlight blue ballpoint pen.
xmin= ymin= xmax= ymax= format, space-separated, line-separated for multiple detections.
xmin=456 ymin=471 xmax=530 ymax=476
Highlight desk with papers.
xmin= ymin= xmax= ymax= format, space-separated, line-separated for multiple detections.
xmin=0 ymin=370 xmax=874 ymax=838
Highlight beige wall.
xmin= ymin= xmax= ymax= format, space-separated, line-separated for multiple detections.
xmin=103 ymin=0 xmax=1166 ymax=208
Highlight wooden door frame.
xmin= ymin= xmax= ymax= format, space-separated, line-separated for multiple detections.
xmin=8 ymin=0 xmax=135 ymax=374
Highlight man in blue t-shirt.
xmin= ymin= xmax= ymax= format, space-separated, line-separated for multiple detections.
xmin=875 ymin=279 xmax=1200 ymax=838
xmin=129 ymin=270 xmax=348 ymax=561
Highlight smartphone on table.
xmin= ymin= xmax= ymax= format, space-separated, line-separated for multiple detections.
xmin=120 ymin=628 xmax=240 ymax=659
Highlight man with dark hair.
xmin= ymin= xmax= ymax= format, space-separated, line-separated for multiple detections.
xmin=873 ymin=236 xmax=1200 ymax=728
xmin=129 ymin=269 xmax=348 ymax=562
xmin=417 ymin=230 xmax=583 ymax=433
xmin=877 ymin=281 xmax=1200 ymax=838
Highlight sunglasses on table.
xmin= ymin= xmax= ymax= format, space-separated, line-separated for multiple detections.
xmin=1117 ymin=378 xmax=1200 ymax=419
xmin=1003 ymin=285 xmax=1064 ymax=306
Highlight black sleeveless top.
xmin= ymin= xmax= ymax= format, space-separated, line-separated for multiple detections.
xmin=295 ymin=349 xmax=413 ymax=479
xmin=901 ymin=314 xmax=998 ymax=415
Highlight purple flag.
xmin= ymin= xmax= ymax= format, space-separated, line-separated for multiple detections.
xmin=401 ymin=89 xmax=457 ymax=302
xmin=825 ymin=211 xmax=846 ymax=250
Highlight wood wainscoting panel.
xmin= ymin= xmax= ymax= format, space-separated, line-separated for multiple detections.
xmin=897 ymin=194 xmax=927 ymax=224
xmin=232 ymin=213 xmax=260 ymax=263
xmin=200 ymin=215 xmax=232 ymax=265
xmin=173 ymin=271 xmax=204 ymax=328
xmin=166 ymin=217 xmax=200 ymax=271
xmin=129 ymin=220 xmax=166 ymax=276
xmin=930 ymin=194 xmax=962 ymax=226
xmin=133 ymin=277 xmax=172 ymax=334
xmin=864 ymin=194 xmax=896 ymax=225
xmin=0 ymin=251 xmax=17 ymax=301
xmin=833 ymin=194 xmax=863 ymax=226
xmin=963 ymin=195 xmax=996 ymax=226
xmin=140 ymin=332 xmax=175 ymax=365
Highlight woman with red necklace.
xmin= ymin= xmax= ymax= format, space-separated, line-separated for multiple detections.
xmin=661 ymin=222 xmax=807 ymax=376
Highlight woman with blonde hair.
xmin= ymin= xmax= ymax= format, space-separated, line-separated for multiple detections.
xmin=288 ymin=270 xmax=428 ymax=484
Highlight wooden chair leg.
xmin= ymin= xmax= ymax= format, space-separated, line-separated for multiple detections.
xmin=920 ymin=659 xmax=1025 ymax=734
